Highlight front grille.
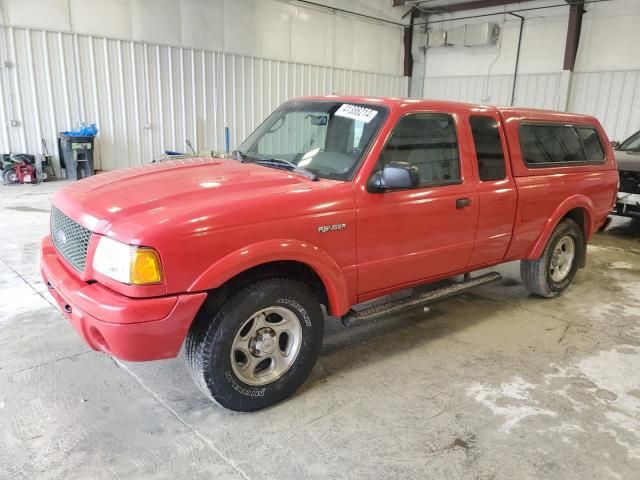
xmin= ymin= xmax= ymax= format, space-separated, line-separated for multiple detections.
xmin=51 ymin=207 xmax=92 ymax=272
xmin=619 ymin=170 xmax=640 ymax=195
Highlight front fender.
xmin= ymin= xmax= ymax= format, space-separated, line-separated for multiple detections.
xmin=188 ymin=239 xmax=350 ymax=316
xmin=527 ymin=194 xmax=594 ymax=260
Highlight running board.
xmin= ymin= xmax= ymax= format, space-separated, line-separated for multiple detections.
xmin=341 ymin=272 xmax=502 ymax=327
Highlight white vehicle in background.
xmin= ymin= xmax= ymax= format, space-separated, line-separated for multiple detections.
xmin=613 ymin=130 xmax=640 ymax=219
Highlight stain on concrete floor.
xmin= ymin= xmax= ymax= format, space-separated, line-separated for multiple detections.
xmin=4 ymin=205 xmax=50 ymax=213
xmin=1 ymin=181 xmax=639 ymax=479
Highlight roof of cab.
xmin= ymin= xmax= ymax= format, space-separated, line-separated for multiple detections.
xmin=497 ymin=105 xmax=599 ymax=123
xmin=292 ymin=95 xmax=599 ymax=123
xmin=293 ymin=95 xmax=493 ymax=111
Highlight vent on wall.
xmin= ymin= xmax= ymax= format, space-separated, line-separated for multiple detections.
xmin=427 ymin=30 xmax=447 ymax=48
xmin=426 ymin=23 xmax=500 ymax=48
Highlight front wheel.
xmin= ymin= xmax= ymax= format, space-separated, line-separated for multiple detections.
xmin=3 ymin=169 xmax=17 ymax=184
xmin=520 ymin=218 xmax=584 ymax=298
xmin=185 ymin=278 xmax=324 ymax=411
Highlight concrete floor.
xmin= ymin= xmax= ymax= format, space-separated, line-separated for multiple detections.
xmin=1 ymin=180 xmax=639 ymax=480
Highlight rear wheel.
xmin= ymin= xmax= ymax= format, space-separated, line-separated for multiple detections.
xmin=186 ymin=278 xmax=324 ymax=411
xmin=520 ymin=219 xmax=584 ymax=298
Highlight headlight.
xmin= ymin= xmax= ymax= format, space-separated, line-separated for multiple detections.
xmin=92 ymin=236 xmax=163 ymax=285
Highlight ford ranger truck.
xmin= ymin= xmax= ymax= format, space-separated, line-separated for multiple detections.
xmin=40 ymin=97 xmax=618 ymax=411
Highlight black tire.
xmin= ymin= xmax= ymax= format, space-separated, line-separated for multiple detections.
xmin=520 ymin=219 xmax=584 ymax=298
xmin=3 ymin=169 xmax=17 ymax=184
xmin=185 ymin=278 xmax=324 ymax=411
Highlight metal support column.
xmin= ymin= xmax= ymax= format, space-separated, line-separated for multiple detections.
xmin=563 ymin=0 xmax=586 ymax=71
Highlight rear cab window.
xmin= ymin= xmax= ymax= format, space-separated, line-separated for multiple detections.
xmin=520 ymin=123 xmax=605 ymax=167
xmin=469 ymin=115 xmax=507 ymax=181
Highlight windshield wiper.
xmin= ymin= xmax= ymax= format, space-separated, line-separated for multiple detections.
xmin=233 ymin=149 xmax=248 ymax=162
xmin=248 ymin=157 xmax=317 ymax=181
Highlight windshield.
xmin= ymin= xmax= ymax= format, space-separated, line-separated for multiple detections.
xmin=238 ymin=101 xmax=388 ymax=180
xmin=619 ymin=130 xmax=640 ymax=152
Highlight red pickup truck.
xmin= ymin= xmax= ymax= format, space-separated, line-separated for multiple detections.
xmin=41 ymin=96 xmax=618 ymax=411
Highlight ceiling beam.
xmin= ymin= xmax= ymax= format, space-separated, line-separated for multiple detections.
xmin=394 ymin=0 xmax=539 ymax=12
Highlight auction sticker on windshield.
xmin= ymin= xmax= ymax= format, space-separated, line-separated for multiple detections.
xmin=335 ymin=104 xmax=378 ymax=123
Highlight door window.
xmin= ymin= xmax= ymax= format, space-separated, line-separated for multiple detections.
xmin=470 ymin=115 xmax=507 ymax=181
xmin=381 ymin=113 xmax=460 ymax=186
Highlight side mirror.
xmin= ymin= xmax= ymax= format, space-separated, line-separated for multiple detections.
xmin=610 ymin=140 xmax=620 ymax=149
xmin=367 ymin=161 xmax=420 ymax=193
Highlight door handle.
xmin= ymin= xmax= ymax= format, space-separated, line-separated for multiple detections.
xmin=456 ymin=198 xmax=471 ymax=209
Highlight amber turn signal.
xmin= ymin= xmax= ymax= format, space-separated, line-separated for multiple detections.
xmin=130 ymin=248 xmax=163 ymax=285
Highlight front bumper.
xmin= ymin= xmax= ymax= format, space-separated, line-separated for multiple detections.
xmin=40 ymin=235 xmax=207 ymax=361
xmin=615 ymin=192 xmax=640 ymax=218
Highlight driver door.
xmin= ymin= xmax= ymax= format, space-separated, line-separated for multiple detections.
xmin=355 ymin=112 xmax=479 ymax=296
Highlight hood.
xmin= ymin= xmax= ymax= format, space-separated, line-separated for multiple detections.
xmin=53 ymin=157 xmax=328 ymax=237
xmin=615 ymin=150 xmax=640 ymax=172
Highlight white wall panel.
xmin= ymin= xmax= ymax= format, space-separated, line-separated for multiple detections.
xmin=569 ymin=70 xmax=640 ymax=142
xmin=2 ymin=0 xmax=70 ymax=32
xmin=130 ymin=0 xmax=182 ymax=47
xmin=424 ymin=72 xmax=561 ymax=109
xmin=515 ymin=73 xmax=562 ymax=110
xmin=424 ymin=69 xmax=640 ymax=142
xmin=179 ymin=0 xmax=225 ymax=51
xmin=416 ymin=1 xmax=640 ymax=143
xmin=576 ymin=13 xmax=640 ymax=72
xmin=1 ymin=0 xmax=405 ymax=66
xmin=422 ymin=16 xmax=568 ymax=78
xmin=254 ymin=3 xmax=292 ymax=62
xmin=0 ymin=26 xmax=408 ymax=172
xmin=291 ymin=8 xmax=332 ymax=66
xmin=70 ymin=0 xmax=132 ymax=39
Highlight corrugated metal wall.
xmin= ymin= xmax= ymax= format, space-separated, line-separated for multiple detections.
xmin=424 ymin=70 xmax=640 ymax=141
xmin=569 ymin=70 xmax=640 ymax=142
xmin=423 ymin=72 xmax=563 ymax=110
xmin=0 ymin=26 xmax=408 ymax=173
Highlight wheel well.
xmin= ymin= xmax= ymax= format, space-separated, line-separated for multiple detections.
xmin=563 ymin=208 xmax=588 ymax=237
xmin=212 ymin=261 xmax=329 ymax=309
xmin=561 ymin=207 xmax=588 ymax=268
